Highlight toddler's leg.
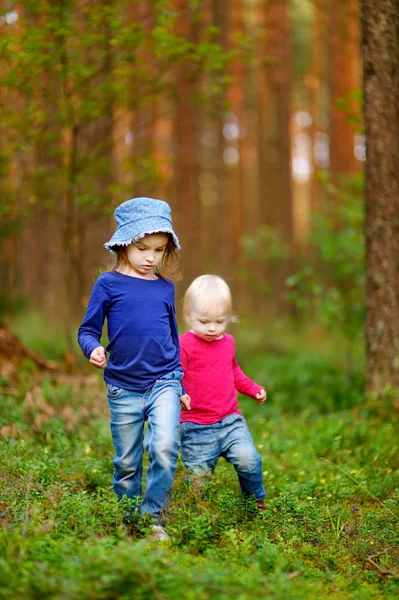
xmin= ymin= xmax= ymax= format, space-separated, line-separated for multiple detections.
xmin=221 ymin=414 xmax=266 ymax=500
xmin=106 ymin=384 xmax=145 ymax=504
xmin=180 ymin=421 xmax=220 ymax=482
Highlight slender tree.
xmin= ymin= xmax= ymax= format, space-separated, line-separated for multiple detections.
xmin=307 ymin=0 xmax=326 ymax=213
xmin=261 ymin=0 xmax=294 ymax=313
xmin=361 ymin=0 xmax=399 ymax=394
xmin=328 ymin=0 xmax=361 ymax=182
xmin=172 ymin=1 xmax=203 ymax=282
xmin=212 ymin=0 xmax=231 ymax=277
xmin=264 ymin=0 xmax=293 ymax=246
xmin=226 ymin=0 xmax=245 ymax=265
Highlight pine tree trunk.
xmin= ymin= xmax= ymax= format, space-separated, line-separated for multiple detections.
xmin=361 ymin=0 xmax=399 ymax=395
xmin=308 ymin=0 xmax=326 ymax=213
xmin=328 ymin=0 xmax=361 ymax=182
xmin=264 ymin=0 xmax=293 ymax=243
xmin=264 ymin=0 xmax=294 ymax=313
xmin=131 ymin=0 xmax=157 ymax=197
xmin=174 ymin=0 xmax=202 ymax=280
xmin=212 ymin=0 xmax=231 ymax=278
xmin=227 ymin=0 xmax=245 ymax=267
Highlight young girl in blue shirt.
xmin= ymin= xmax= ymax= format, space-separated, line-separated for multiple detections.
xmin=78 ymin=197 xmax=184 ymax=541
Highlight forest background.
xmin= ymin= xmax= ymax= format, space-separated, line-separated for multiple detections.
xmin=0 ymin=0 xmax=365 ymax=351
xmin=1 ymin=1 xmax=399 ymax=599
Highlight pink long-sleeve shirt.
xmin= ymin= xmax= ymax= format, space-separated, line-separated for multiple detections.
xmin=179 ymin=331 xmax=263 ymax=425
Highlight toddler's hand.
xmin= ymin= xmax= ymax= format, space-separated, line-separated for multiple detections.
xmin=89 ymin=346 xmax=107 ymax=369
xmin=180 ymin=394 xmax=191 ymax=410
xmin=256 ymin=388 xmax=267 ymax=404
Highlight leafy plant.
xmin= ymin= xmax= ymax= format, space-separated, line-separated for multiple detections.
xmin=2 ymin=345 xmax=399 ymax=599
xmin=286 ymin=176 xmax=365 ymax=366
xmin=241 ymin=225 xmax=289 ymax=300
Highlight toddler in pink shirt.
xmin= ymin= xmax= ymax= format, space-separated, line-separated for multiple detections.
xmin=179 ymin=275 xmax=267 ymax=510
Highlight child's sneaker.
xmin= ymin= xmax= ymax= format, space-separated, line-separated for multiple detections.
xmin=256 ymin=499 xmax=268 ymax=511
xmin=150 ymin=524 xmax=170 ymax=542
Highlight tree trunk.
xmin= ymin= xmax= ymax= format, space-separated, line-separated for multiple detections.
xmin=173 ymin=0 xmax=202 ymax=280
xmin=212 ymin=0 xmax=231 ymax=278
xmin=361 ymin=0 xmax=399 ymax=395
xmin=328 ymin=0 xmax=361 ymax=182
xmin=263 ymin=0 xmax=294 ymax=313
xmin=130 ymin=0 xmax=157 ymax=197
xmin=226 ymin=0 xmax=245 ymax=266
xmin=256 ymin=0 xmax=274 ymax=230
xmin=307 ymin=0 xmax=326 ymax=213
xmin=264 ymin=0 xmax=294 ymax=243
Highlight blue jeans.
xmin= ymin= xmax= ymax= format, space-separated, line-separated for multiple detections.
xmin=180 ymin=413 xmax=266 ymax=500
xmin=106 ymin=371 xmax=183 ymax=522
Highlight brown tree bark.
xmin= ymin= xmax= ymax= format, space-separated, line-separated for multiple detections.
xmin=307 ymin=0 xmax=326 ymax=213
xmin=129 ymin=0 xmax=157 ymax=197
xmin=262 ymin=0 xmax=294 ymax=313
xmin=0 ymin=1 xmax=26 ymax=310
xmin=212 ymin=0 xmax=231 ymax=278
xmin=226 ymin=0 xmax=245 ymax=266
xmin=255 ymin=0 xmax=272 ymax=230
xmin=361 ymin=0 xmax=399 ymax=395
xmin=328 ymin=0 xmax=361 ymax=181
xmin=173 ymin=0 xmax=202 ymax=280
xmin=264 ymin=0 xmax=293 ymax=245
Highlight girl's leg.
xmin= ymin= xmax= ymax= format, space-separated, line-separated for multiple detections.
xmin=106 ymin=384 xmax=145 ymax=504
xmin=220 ymin=414 xmax=266 ymax=500
xmin=141 ymin=377 xmax=182 ymax=522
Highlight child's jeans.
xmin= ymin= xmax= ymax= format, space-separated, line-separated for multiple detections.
xmin=106 ymin=371 xmax=183 ymax=523
xmin=180 ymin=413 xmax=266 ymax=500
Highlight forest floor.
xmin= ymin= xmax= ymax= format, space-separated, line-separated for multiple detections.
xmin=1 ymin=327 xmax=399 ymax=599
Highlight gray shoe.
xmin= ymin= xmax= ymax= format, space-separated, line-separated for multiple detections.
xmin=150 ymin=524 xmax=170 ymax=542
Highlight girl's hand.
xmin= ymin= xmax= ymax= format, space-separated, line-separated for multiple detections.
xmin=256 ymin=389 xmax=267 ymax=404
xmin=180 ymin=394 xmax=191 ymax=410
xmin=89 ymin=346 xmax=107 ymax=369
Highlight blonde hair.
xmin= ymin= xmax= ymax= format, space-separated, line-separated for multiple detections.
xmin=183 ymin=274 xmax=237 ymax=323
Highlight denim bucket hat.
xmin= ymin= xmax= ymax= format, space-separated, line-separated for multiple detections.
xmin=104 ymin=197 xmax=180 ymax=252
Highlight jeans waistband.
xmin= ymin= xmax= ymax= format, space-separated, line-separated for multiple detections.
xmin=157 ymin=370 xmax=184 ymax=382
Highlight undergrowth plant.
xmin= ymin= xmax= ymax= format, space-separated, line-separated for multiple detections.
xmin=286 ymin=175 xmax=365 ymax=371
xmin=1 ymin=342 xmax=399 ymax=599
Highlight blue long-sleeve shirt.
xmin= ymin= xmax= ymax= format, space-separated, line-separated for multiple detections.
xmin=77 ymin=271 xmax=183 ymax=392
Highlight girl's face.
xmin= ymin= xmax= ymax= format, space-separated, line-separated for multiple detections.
xmin=186 ymin=306 xmax=229 ymax=342
xmin=125 ymin=233 xmax=169 ymax=278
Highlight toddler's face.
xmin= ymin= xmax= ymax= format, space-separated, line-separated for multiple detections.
xmin=126 ymin=233 xmax=168 ymax=278
xmin=187 ymin=307 xmax=228 ymax=342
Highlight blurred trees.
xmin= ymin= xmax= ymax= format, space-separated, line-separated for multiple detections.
xmin=0 ymin=0 xmax=230 ymax=330
xmin=0 ymin=1 xmax=365 ymax=335
xmin=286 ymin=179 xmax=364 ymax=371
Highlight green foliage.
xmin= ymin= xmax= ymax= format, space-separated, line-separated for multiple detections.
xmin=0 ymin=0 xmax=233 ymax=225
xmin=1 ymin=339 xmax=399 ymax=598
xmin=242 ymin=226 xmax=288 ymax=269
xmin=290 ymin=0 xmax=314 ymax=81
xmin=286 ymin=177 xmax=365 ymax=355
xmin=241 ymin=225 xmax=289 ymax=299
xmin=336 ymin=89 xmax=364 ymax=133
xmin=8 ymin=311 xmax=71 ymax=360
xmin=246 ymin=351 xmax=365 ymax=413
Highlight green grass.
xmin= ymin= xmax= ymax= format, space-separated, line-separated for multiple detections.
xmin=7 ymin=311 xmax=73 ymax=361
xmin=1 ymin=344 xmax=398 ymax=599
